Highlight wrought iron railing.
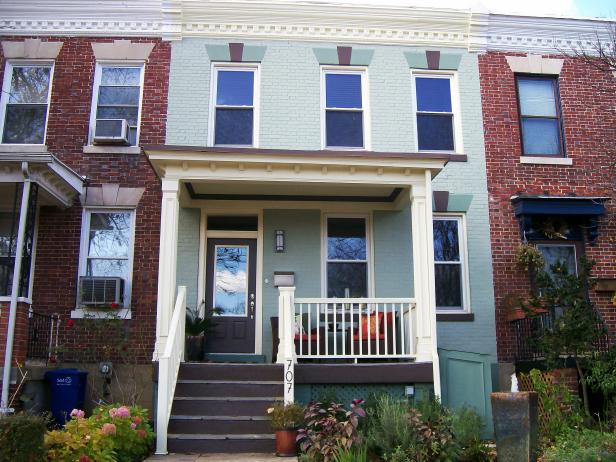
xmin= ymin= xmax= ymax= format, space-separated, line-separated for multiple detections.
xmin=27 ymin=308 xmax=59 ymax=363
xmin=511 ymin=311 xmax=610 ymax=361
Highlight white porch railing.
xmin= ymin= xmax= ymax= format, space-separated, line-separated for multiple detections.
xmin=156 ymin=286 xmax=186 ymax=455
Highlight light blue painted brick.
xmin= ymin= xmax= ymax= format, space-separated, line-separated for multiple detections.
xmin=176 ymin=207 xmax=200 ymax=310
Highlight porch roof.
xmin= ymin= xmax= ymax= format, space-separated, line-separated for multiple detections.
xmin=143 ymin=145 xmax=452 ymax=198
xmin=0 ymin=153 xmax=85 ymax=207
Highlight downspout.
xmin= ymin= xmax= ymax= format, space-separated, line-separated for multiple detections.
xmin=1 ymin=162 xmax=32 ymax=413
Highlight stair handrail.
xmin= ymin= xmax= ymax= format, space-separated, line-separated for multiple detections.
xmin=155 ymin=285 xmax=186 ymax=455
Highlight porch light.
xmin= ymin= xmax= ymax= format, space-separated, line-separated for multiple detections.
xmin=275 ymin=230 xmax=285 ymax=253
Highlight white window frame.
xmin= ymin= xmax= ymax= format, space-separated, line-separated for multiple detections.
xmin=321 ymin=66 xmax=371 ymax=151
xmin=208 ymin=63 xmax=260 ymax=148
xmin=0 ymin=60 xmax=55 ymax=146
xmin=433 ymin=214 xmax=471 ymax=313
xmin=411 ymin=70 xmax=463 ymax=154
xmin=73 ymin=208 xmax=136 ymax=318
xmin=87 ymin=62 xmax=146 ymax=146
xmin=321 ymin=213 xmax=373 ymax=299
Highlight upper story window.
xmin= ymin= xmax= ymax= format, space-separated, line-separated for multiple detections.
xmin=516 ymin=76 xmax=564 ymax=156
xmin=0 ymin=62 xmax=53 ymax=144
xmin=211 ymin=66 xmax=258 ymax=146
xmin=322 ymin=69 xmax=368 ymax=149
xmin=326 ymin=216 xmax=369 ymax=298
xmin=90 ymin=65 xmax=144 ymax=146
xmin=78 ymin=209 xmax=135 ymax=308
xmin=433 ymin=215 xmax=469 ymax=312
xmin=413 ymin=73 xmax=459 ymax=152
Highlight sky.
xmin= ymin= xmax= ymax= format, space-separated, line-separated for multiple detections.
xmin=283 ymin=0 xmax=616 ymax=19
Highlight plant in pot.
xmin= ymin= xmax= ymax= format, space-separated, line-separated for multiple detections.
xmin=266 ymin=402 xmax=305 ymax=457
xmin=185 ymin=304 xmax=222 ymax=361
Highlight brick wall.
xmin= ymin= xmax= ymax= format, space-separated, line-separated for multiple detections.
xmin=0 ymin=37 xmax=170 ymax=364
xmin=479 ymin=51 xmax=616 ymax=362
xmin=0 ymin=302 xmax=29 ymax=366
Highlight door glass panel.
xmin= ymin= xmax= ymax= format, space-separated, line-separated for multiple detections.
xmin=537 ymin=245 xmax=577 ymax=277
xmin=214 ymin=246 xmax=248 ymax=316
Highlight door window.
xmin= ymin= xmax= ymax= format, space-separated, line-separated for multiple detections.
xmin=213 ymin=245 xmax=249 ymax=316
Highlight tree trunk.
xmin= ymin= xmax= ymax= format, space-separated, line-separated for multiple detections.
xmin=575 ymin=357 xmax=591 ymax=418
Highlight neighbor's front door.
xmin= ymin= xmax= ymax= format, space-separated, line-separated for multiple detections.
xmin=205 ymin=238 xmax=257 ymax=353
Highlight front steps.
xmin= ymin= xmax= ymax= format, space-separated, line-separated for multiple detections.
xmin=167 ymin=363 xmax=283 ymax=453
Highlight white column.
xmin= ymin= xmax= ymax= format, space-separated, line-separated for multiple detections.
xmin=154 ymin=178 xmax=180 ymax=360
xmin=277 ymin=286 xmax=296 ymax=404
xmin=1 ymin=176 xmax=31 ymax=412
xmin=410 ymin=171 xmax=441 ymax=397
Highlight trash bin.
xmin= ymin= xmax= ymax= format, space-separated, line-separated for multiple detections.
xmin=45 ymin=368 xmax=88 ymax=425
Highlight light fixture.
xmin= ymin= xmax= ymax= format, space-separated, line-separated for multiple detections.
xmin=275 ymin=230 xmax=285 ymax=253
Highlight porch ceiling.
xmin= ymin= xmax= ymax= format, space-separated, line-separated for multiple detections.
xmin=143 ymin=145 xmax=451 ymax=190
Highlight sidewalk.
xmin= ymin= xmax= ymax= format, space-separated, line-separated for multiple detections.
xmin=146 ymin=454 xmax=297 ymax=461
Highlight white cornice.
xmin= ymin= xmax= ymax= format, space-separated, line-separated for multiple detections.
xmin=0 ymin=0 xmax=613 ymax=55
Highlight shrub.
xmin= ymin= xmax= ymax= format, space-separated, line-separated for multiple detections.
xmin=266 ymin=402 xmax=305 ymax=430
xmin=451 ymin=407 xmax=494 ymax=462
xmin=45 ymin=404 xmax=154 ymax=462
xmin=0 ymin=413 xmax=47 ymax=462
xmin=297 ymin=399 xmax=365 ymax=462
xmin=540 ymin=428 xmax=616 ymax=462
xmin=332 ymin=446 xmax=368 ymax=462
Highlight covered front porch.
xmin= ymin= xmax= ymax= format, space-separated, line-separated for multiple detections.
xmin=145 ymin=145 xmax=449 ymax=452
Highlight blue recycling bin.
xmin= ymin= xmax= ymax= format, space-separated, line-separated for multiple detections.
xmin=45 ymin=368 xmax=88 ymax=425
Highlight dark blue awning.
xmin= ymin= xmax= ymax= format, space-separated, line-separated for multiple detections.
xmin=511 ymin=195 xmax=608 ymax=217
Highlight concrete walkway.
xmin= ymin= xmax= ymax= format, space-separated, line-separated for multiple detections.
xmin=146 ymin=454 xmax=297 ymax=461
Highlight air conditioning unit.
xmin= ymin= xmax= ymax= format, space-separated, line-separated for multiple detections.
xmin=93 ymin=119 xmax=130 ymax=145
xmin=79 ymin=276 xmax=124 ymax=307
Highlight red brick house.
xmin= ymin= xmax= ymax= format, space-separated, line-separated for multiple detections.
xmin=479 ymin=19 xmax=616 ymax=368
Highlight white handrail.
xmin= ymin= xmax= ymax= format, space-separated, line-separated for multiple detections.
xmin=155 ymin=286 xmax=186 ymax=455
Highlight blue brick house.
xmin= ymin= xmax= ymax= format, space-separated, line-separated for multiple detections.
xmin=148 ymin=2 xmax=497 ymax=454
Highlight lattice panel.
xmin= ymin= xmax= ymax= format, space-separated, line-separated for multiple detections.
xmin=309 ymin=384 xmax=406 ymax=405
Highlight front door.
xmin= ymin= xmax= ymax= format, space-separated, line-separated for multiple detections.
xmin=205 ymin=238 xmax=257 ymax=353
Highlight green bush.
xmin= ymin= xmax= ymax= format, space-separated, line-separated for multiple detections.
xmin=451 ymin=407 xmax=495 ymax=462
xmin=332 ymin=446 xmax=368 ymax=462
xmin=540 ymin=428 xmax=616 ymax=462
xmin=0 ymin=413 xmax=47 ymax=462
xmin=45 ymin=404 xmax=154 ymax=462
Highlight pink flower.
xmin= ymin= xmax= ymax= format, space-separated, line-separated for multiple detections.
xmin=132 ymin=416 xmax=142 ymax=425
xmin=137 ymin=429 xmax=146 ymax=439
xmin=101 ymin=423 xmax=116 ymax=436
xmin=130 ymin=422 xmax=137 ymax=429
xmin=109 ymin=408 xmax=118 ymax=418
xmin=79 ymin=455 xmax=90 ymax=462
xmin=70 ymin=409 xmax=85 ymax=419
xmin=116 ymin=406 xmax=131 ymax=418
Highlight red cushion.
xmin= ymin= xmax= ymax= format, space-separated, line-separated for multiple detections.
xmin=295 ymin=333 xmax=318 ymax=341
xmin=353 ymin=333 xmax=385 ymax=341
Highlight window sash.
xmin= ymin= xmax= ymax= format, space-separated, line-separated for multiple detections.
xmin=433 ymin=216 xmax=467 ymax=312
xmin=413 ymin=73 xmax=456 ymax=152
xmin=323 ymin=70 xmax=366 ymax=149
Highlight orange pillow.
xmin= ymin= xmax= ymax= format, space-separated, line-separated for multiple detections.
xmin=360 ymin=313 xmax=383 ymax=338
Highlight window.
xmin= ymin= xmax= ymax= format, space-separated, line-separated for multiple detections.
xmin=537 ymin=244 xmax=577 ymax=278
xmin=0 ymin=212 xmax=17 ymax=296
xmin=413 ymin=74 xmax=457 ymax=151
xmin=0 ymin=63 xmax=53 ymax=144
xmin=90 ymin=65 xmax=144 ymax=146
xmin=326 ymin=217 xmax=369 ymax=298
xmin=79 ymin=210 xmax=135 ymax=307
xmin=516 ymin=76 xmax=564 ymax=156
xmin=433 ymin=216 xmax=469 ymax=311
xmin=211 ymin=66 xmax=258 ymax=146
xmin=323 ymin=69 xmax=367 ymax=149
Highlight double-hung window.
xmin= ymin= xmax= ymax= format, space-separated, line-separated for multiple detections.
xmin=79 ymin=210 xmax=135 ymax=308
xmin=516 ymin=76 xmax=564 ymax=156
xmin=0 ymin=62 xmax=53 ymax=144
xmin=326 ymin=217 xmax=369 ymax=298
xmin=211 ymin=66 xmax=258 ymax=146
xmin=323 ymin=69 xmax=367 ymax=149
xmin=90 ymin=65 xmax=144 ymax=146
xmin=433 ymin=216 xmax=469 ymax=311
xmin=413 ymin=74 xmax=457 ymax=152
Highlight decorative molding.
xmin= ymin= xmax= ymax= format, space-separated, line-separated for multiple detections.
xmin=91 ymin=40 xmax=155 ymax=61
xmin=506 ymin=54 xmax=563 ymax=74
xmin=314 ymin=46 xmax=374 ymax=66
xmin=405 ymin=50 xmax=462 ymax=70
xmin=1 ymin=38 xmax=62 ymax=59
xmin=205 ymin=43 xmax=266 ymax=62
xmin=81 ymin=184 xmax=145 ymax=207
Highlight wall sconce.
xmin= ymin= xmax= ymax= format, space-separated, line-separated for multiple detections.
xmin=275 ymin=230 xmax=285 ymax=253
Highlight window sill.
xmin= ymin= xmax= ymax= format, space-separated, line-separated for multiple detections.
xmin=0 ymin=144 xmax=48 ymax=153
xmin=71 ymin=308 xmax=132 ymax=319
xmin=436 ymin=312 xmax=474 ymax=322
xmin=83 ymin=145 xmax=141 ymax=155
xmin=0 ymin=296 xmax=32 ymax=304
xmin=520 ymin=156 xmax=572 ymax=166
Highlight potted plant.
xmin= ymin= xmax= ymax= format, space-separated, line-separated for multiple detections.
xmin=185 ymin=304 xmax=221 ymax=361
xmin=266 ymin=402 xmax=304 ymax=457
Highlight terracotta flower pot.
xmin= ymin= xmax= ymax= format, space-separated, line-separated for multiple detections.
xmin=274 ymin=429 xmax=297 ymax=457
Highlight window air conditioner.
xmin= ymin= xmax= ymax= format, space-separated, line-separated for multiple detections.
xmin=92 ymin=119 xmax=130 ymax=145
xmin=79 ymin=276 xmax=124 ymax=307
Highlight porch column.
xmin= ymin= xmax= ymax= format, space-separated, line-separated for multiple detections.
xmin=410 ymin=170 xmax=441 ymax=396
xmin=154 ymin=178 xmax=180 ymax=360
xmin=277 ymin=286 xmax=296 ymax=404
